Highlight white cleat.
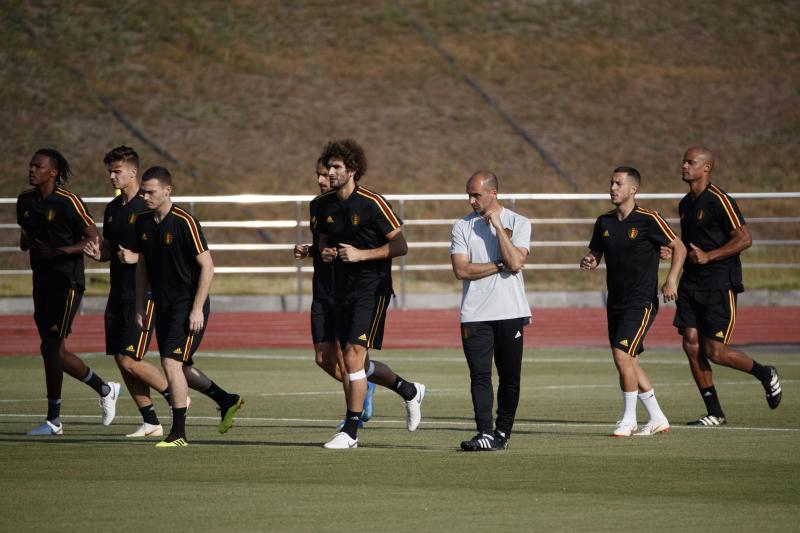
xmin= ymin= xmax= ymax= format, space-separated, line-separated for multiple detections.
xmin=634 ymin=420 xmax=670 ymax=436
xmin=125 ymin=423 xmax=164 ymax=438
xmin=99 ymin=381 xmax=122 ymax=426
xmin=612 ymin=420 xmax=637 ymax=437
xmin=323 ymin=432 xmax=358 ymax=449
xmin=404 ymin=383 xmax=426 ymax=432
xmin=27 ymin=420 xmax=63 ymax=436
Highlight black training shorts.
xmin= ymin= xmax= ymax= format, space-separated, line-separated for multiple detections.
xmin=154 ymin=300 xmax=209 ymax=365
xmin=32 ymin=273 xmax=82 ymax=340
xmin=607 ymin=302 xmax=657 ymax=356
xmin=310 ymin=297 xmax=337 ymax=344
xmin=105 ymin=297 xmax=155 ymax=359
xmin=674 ymin=286 xmax=737 ymax=344
xmin=336 ymin=291 xmax=392 ymax=350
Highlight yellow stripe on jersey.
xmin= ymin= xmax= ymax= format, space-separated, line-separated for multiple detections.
xmin=55 ymin=188 xmax=94 ymax=227
xmin=172 ymin=208 xmax=206 ymax=254
xmin=635 ymin=207 xmax=677 ymax=241
xmin=356 ymin=188 xmax=401 ymax=229
xmin=708 ymin=184 xmax=742 ymax=229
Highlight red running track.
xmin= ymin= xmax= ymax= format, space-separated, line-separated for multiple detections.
xmin=0 ymin=307 xmax=798 ymax=356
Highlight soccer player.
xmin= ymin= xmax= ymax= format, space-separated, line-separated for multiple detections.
xmin=581 ymin=166 xmax=686 ymax=437
xmin=83 ymin=146 xmax=174 ymax=437
xmin=17 ymin=148 xmax=121 ymax=436
xmin=316 ymin=139 xmax=425 ymax=449
xmin=293 ymin=155 xmax=376 ymax=425
xmin=674 ymin=147 xmax=781 ymax=426
xmin=451 ymin=170 xmax=531 ymax=451
xmin=134 ymin=166 xmax=243 ymax=447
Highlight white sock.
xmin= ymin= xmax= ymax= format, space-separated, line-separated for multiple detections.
xmin=638 ymin=389 xmax=667 ymax=423
xmin=621 ymin=391 xmax=638 ymax=424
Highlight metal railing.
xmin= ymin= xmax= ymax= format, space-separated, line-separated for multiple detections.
xmin=3 ymin=192 xmax=799 ymax=309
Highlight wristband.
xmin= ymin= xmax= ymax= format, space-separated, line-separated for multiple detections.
xmin=494 ymin=259 xmax=505 ymax=272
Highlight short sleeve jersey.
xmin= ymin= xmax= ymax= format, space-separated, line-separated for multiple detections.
xmin=316 ymin=186 xmax=402 ymax=296
xmin=133 ymin=204 xmax=209 ymax=310
xmin=103 ymin=195 xmax=149 ymax=300
xmin=589 ymin=206 xmax=677 ymax=309
xmin=450 ymin=208 xmax=532 ymax=323
xmin=16 ymin=186 xmax=95 ymax=289
xmin=309 ymin=195 xmax=333 ymax=302
xmin=678 ymin=184 xmax=746 ymax=292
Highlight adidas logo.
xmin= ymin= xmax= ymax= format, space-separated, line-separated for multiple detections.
xmin=715 ymin=331 xmax=725 ymax=338
xmin=703 ymin=391 xmax=713 ymax=397
xmin=358 ymin=334 xmax=367 ymax=341
xmin=49 ymin=324 xmax=59 ymax=332
xmin=326 ymin=216 xmax=333 ymax=223
xmin=141 ymin=233 xmax=148 ymax=240
xmin=602 ymin=229 xmax=609 ymax=237
xmin=173 ymin=347 xmax=183 ymax=354
xmin=125 ymin=345 xmax=135 ymax=352
xmin=619 ymin=339 xmax=629 ymax=347
xmin=514 ymin=330 xmax=521 ymax=339
xmin=108 ymin=216 xmax=112 ymax=222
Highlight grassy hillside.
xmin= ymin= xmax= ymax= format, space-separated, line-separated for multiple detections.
xmin=1 ymin=1 xmax=798 ymax=294
xmin=2 ymin=1 xmax=798 ymax=196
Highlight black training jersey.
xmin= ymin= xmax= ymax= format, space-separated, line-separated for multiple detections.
xmin=103 ymin=195 xmax=150 ymax=300
xmin=589 ymin=206 xmax=677 ymax=308
xmin=309 ymin=195 xmax=333 ymax=301
xmin=16 ymin=186 xmax=95 ymax=289
xmin=678 ymin=183 xmax=746 ymax=292
xmin=316 ymin=186 xmax=403 ymax=295
xmin=133 ymin=204 xmax=209 ymax=310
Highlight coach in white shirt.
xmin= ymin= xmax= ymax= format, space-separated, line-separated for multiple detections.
xmin=450 ymin=170 xmax=532 ymax=451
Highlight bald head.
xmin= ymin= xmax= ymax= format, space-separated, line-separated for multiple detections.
xmin=467 ymin=170 xmax=499 ymax=192
xmin=466 ymin=170 xmax=500 ymax=215
xmin=684 ymin=146 xmax=715 ymax=171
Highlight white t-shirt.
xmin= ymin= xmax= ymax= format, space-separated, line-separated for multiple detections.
xmin=450 ymin=208 xmax=532 ymax=323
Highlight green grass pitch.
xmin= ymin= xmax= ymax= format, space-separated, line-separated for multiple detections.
xmin=1 ymin=347 xmax=798 ymax=532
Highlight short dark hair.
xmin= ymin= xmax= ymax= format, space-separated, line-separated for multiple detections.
xmin=141 ymin=166 xmax=172 ymax=186
xmin=103 ymin=145 xmax=139 ymax=168
xmin=316 ymin=156 xmax=327 ymax=171
xmin=321 ymin=139 xmax=367 ymax=181
xmin=613 ymin=166 xmax=641 ymax=185
xmin=35 ymin=148 xmax=72 ymax=186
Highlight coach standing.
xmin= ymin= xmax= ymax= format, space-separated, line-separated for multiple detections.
xmin=451 ymin=170 xmax=531 ymax=451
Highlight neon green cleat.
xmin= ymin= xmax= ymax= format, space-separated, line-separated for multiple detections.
xmin=155 ymin=437 xmax=188 ymax=447
xmin=218 ymin=396 xmax=244 ymax=434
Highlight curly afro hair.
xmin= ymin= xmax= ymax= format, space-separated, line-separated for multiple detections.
xmin=320 ymin=139 xmax=367 ymax=181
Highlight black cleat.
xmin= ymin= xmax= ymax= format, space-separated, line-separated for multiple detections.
xmin=494 ymin=430 xmax=510 ymax=450
xmin=460 ymin=432 xmax=501 ymax=451
xmin=687 ymin=414 xmax=727 ymax=426
xmin=762 ymin=366 xmax=782 ymax=410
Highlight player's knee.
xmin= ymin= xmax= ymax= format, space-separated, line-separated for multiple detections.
xmin=704 ymin=344 xmax=727 ymax=364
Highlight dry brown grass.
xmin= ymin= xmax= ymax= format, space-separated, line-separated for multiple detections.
xmin=1 ymin=0 xmax=798 ymax=294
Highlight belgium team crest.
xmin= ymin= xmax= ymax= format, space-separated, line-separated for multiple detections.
xmin=351 ymin=214 xmax=360 ymax=226
xmin=45 ymin=209 xmax=56 ymax=221
xmin=627 ymin=228 xmax=638 ymax=239
xmin=697 ymin=209 xmax=705 ymax=220
xmin=163 ymin=231 xmax=173 ymax=245
xmin=128 ymin=213 xmax=138 ymax=224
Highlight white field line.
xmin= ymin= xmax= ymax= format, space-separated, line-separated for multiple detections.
xmin=0 ymin=412 xmax=796 ymax=433
xmin=2 ymin=379 xmax=798 ymax=403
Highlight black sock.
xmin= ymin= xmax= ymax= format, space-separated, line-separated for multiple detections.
xmin=169 ymin=407 xmax=187 ymax=439
xmin=342 ymin=410 xmax=362 ymax=439
xmin=203 ymin=381 xmax=235 ymax=409
xmin=82 ymin=369 xmax=110 ymax=396
xmin=700 ymin=386 xmax=725 ymax=417
xmin=47 ymin=397 xmax=61 ymax=424
xmin=749 ymin=361 xmax=771 ymax=382
xmin=391 ymin=376 xmax=417 ymax=401
xmin=138 ymin=404 xmax=160 ymax=425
